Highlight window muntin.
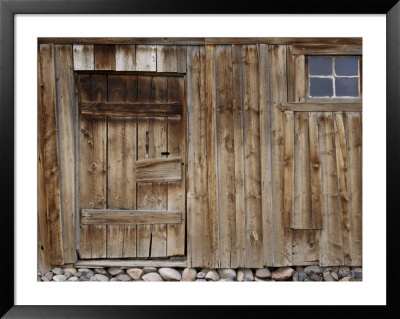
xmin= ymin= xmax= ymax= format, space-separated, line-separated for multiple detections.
xmin=308 ymin=56 xmax=360 ymax=98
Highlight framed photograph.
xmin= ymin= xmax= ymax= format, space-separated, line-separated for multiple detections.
xmin=1 ymin=0 xmax=399 ymax=317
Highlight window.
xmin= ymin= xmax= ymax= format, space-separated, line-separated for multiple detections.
xmin=308 ymin=56 xmax=360 ymax=98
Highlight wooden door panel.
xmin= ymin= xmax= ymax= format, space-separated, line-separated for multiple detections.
xmin=78 ymin=73 xmax=186 ymax=259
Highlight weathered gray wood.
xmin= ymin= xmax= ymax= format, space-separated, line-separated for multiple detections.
xmin=292 ymin=230 xmax=319 ymax=265
xmin=73 ymin=44 xmax=94 ymax=70
xmin=283 ymin=111 xmax=294 ymax=229
xmin=75 ymin=259 xmax=188 ymax=268
xmin=115 ymin=45 xmax=136 ymax=71
xmin=80 ymin=102 xmax=182 ymax=117
xmin=281 ymin=103 xmax=362 ymax=112
xmin=38 ymin=44 xmax=64 ymax=267
xmin=157 ymin=45 xmax=178 ymax=72
xmin=82 ymin=209 xmax=182 ymax=225
xmin=136 ymin=45 xmax=156 ymax=71
xmin=54 ymin=44 xmax=76 ymax=264
xmin=135 ymin=158 xmax=182 ymax=182
xmin=292 ymin=44 xmax=362 ymax=55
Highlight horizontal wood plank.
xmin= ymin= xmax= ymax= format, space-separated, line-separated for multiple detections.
xmin=75 ymin=258 xmax=188 ymax=268
xmin=135 ymin=158 xmax=182 ymax=182
xmin=281 ymin=103 xmax=362 ymax=112
xmin=82 ymin=209 xmax=182 ymax=225
xmin=80 ymin=102 xmax=182 ymax=117
xmin=292 ymin=44 xmax=362 ymax=55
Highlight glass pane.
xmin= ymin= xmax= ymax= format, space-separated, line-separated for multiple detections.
xmin=309 ymin=78 xmax=333 ymax=97
xmin=309 ymin=56 xmax=332 ymax=75
xmin=335 ymin=57 xmax=359 ymax=76
xmin=335 ymin=78 xmax=359 ymax=97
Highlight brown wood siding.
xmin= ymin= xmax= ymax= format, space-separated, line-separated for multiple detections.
xmin=39 ymin=39 xmax=362 ymax=269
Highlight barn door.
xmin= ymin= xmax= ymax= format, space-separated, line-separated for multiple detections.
xmin=77 ymin=74 xmax=186 ymax=259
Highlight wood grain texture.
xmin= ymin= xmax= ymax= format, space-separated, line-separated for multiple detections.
xmin=116 ymin=45 xmax=136 ymax=71
xmin=157 ymin=45 xmax=178 ymax=72
xmin=269 ymin=45 xmax=292 ymax=266
xmin=54 ymin=44 xmax=76 ymax=264
xmin=232 ymin=45 xmax=246 ymax=268
xmin=135 ymin=158 xmax=182 ymax=182
xmin=205 ymin=45 xmax=219 ymax=268
xmin=242 ymin=45 xmax=263 ymax=268
xmin=287 ymin=45 xmax=305 ymax=103
xmin=166 ymin=76 xmax=186 ymax=256
xmin=187 ymin=46 xmax=210 ymax=267
xmin=293 ymin=112 xmax=312 ymax=229
xmin=79 ymin=74 xmax=107 ymax=259
xmin=136 ymin=45 xmax=156 ymax=71
xmin=80 ymin=102 xmax=181 ymax=117
xmin=318 ymin=113 xmax=344 ymax=266
xmin=292 ymin=230 xmax=319 ymax=265
xmin=283 ymin=111 xmax=294 ymax=229
xmin=258 ymin=44 xmax=274 ymax=267
xmin=82 ymin=210 xmax=182 ymax=225
xmin=73 ymin=45 xmax=94 ymax=70
xmin=309 ymin=113 xmax=323 ymax=229
xmin=292 ymin=44 xmax=362 ymax=55
xmin=215 ymin=45 xmax=236 ymax=268
xmin=38 ymin=44 xmax=64 ymax=267
xmin=94 ymin=44 xmax=116 ymax=70
xmin=345 ymin=112 xmax=362 ymax=266
xmin=281 ymin=103 xmax=362 ymax=112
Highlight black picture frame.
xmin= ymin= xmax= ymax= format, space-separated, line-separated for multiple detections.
xmin=1 ymin=0 xmax=399 ymax=317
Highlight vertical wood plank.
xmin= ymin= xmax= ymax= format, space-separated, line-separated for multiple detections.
xmin=292 ymin=230 xmax=319 ymax=265
xmin=79 ymin=74 xmax=107 ymax=259
xmin=345 ymin=112 xmax=362 ymax=266
xmin=54 ymin=44 xmax=76 ymax=264
xmin=334 ymin=112 xmax=351 ymax=264
xmin=283 ymin=111 xmax=294 ymax=229
xmin=215 ymin=45 xmax=236 ymax=268
xmin=318 ymin=113 xmax=344 ymax=266
xmin=94 ymin=44 xmax=116 ymax=70
xmin=149 ymin=76 xmax=168 ymax=257
xmin=309 ymin=113 xmax=323 ymax=229
xmin=242 ymin=45 xmax=263 ymax=268
xmin=187 ymin=46 xmax=209 ymax=267
xmin=157 ymin=45 xmax=178 ymax=72
xmin=269 ymin=45 xmax=292 ymax=266
xmin=232 ymin=45 xmax=246 ymax=268
xmin=73 ymin=44 xmax=94 ymax=71
xmin=106 ymin=225 xmax=124 ymax=258
xmin=38 ymin=44 xmax=64 ymax=266
xmin=258 ymin=44 xmax=274 ymax=266
xmin=136 ymin=75 xmax=153 ymax=257
xmin=167 ymin=76 xmax=186 ymax=256
xmin=205 ymin=45 xmax=219 ymax=268
xmin=294 ymin=112 xmax=312 ymax=229
xmin=116 ymin=45 xmax=136 ymax=71
xmin=136 ymin=45 xmax=157 ymax=72
xmin=287 ymin=45 xmax=305 ymax=103
xmin=177 ymin=46 xmax=187 ymax=73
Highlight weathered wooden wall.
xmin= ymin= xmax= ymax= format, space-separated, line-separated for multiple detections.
xmin=38 ymin=39 xmax=362 ymax=270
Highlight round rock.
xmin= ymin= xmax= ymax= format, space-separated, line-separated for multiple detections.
xmin=94 ymin=274 xmax=109 ymax=281
xmin=323 ymin=272 xmax=336 ymax=281
xmin=338 ymin=267 xmax=350 ymax=278
xmin=205 ymin=270 xmax=220 ymax=281
xmin=74 ymin=272 xmax=82 ymax=278
xmin=78 ymin=268 xmax=92 ymax=275
xmin=196 ymin=272 xmax=206 ymax=279
xmin=311 ymin=273 xmax=323 ymax=281
xmin=292 ymin=271 xmax=307 ymax=282
xmin=107 ymin=267 xmax=124 ymax=276
xmin=127 ymin=268 xmax=144 ymax=281
xmin=43 ymin=271 xmax=54 ymax=281
xmin=62 ymin=267 xmax=77 ymax=274
xmin=271 ymin=267 xmax=295 ymax=281
xmin=304 ymin=266 xmax=322 ymax=275
xmin=159 ymin=268 xmax=182 ymax=281
xmin=182 ymin=268 xmax=197 ymax=281
xmin=67 ymin=277 xmax=79 ymax=282
xmin=116 ymin=274 xmax=132 ymax=281
xmin=53 ymin=274 xmax=67 ymax=282
xmin=142 ymin=272 xmax=163 ymax=282
xmin=195 ymin=279 xmax=207 ymax=282
xmin=237 ymin=269 xmax=254 ymax=282
xmin=94 ymin=268 xmax=108 ymax=275
xmin=52 ymin=267 xmax=64 ymax=275
xmin=142 ymin=267 xmax=158 ymax=274
xmin=217 ymin=269 xmax=236 ymax=280
xmin=255 ymin=268 xmax=271 ymax=279
xmin=63 ymin=272 xmax=72 ymax=279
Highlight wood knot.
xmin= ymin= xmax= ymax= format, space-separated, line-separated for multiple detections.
xmin=312 ymin=161 xmax=320 ymax=169
xmin=91 ymin=162 xmax=97 ymax=169
xmin=250 ymin=231 xmax=259 ymax=244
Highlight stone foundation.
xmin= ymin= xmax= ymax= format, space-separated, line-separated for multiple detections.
xmin=38 ymin=266 xmax=362 ymax=282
